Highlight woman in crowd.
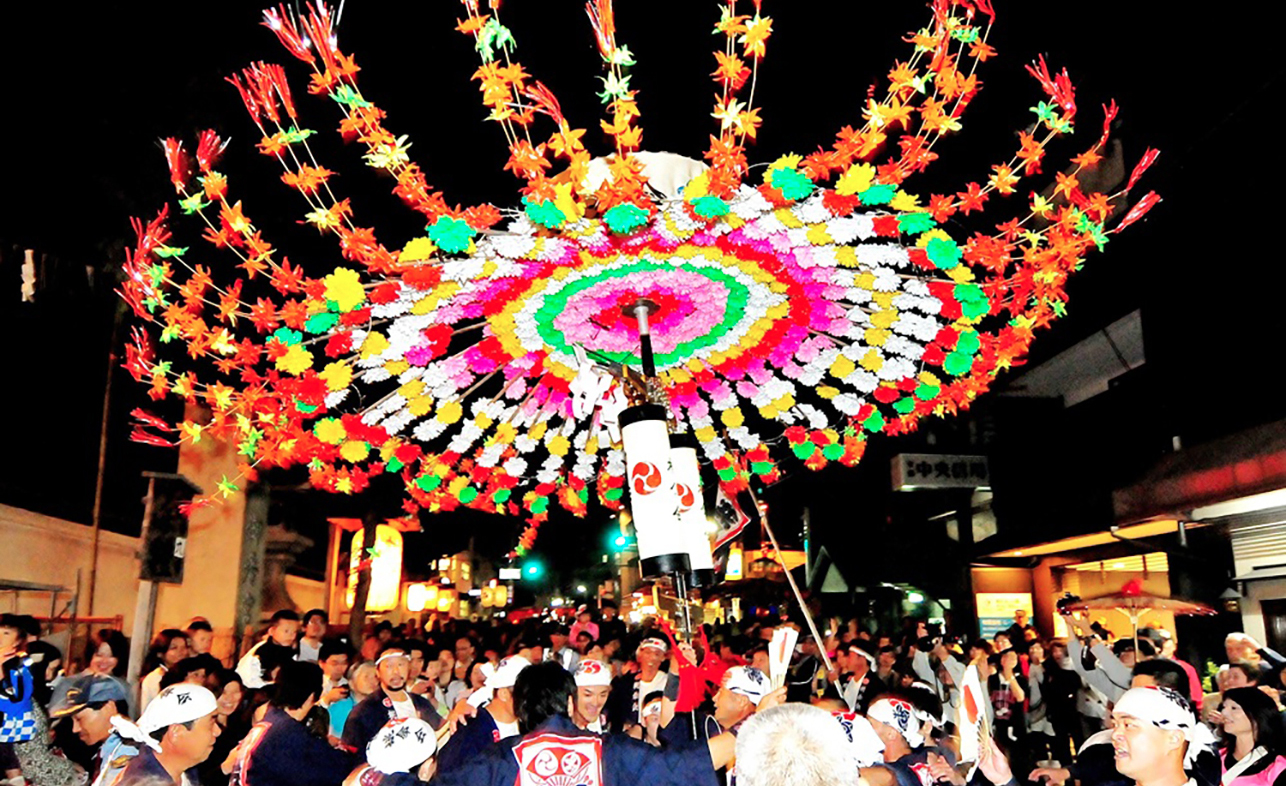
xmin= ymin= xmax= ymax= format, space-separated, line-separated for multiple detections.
xmin=199 ymin=669 xmax=249 ymax=786
xmin=329 ymin=661 xmax=379 ymax=740
xmin=1218 ymin=686 xmax=1286 ymax=786
xmin=81 ymin=629 xmax=133 ymax=716
xmin=138 ymin=628 xmax=189 ymax=711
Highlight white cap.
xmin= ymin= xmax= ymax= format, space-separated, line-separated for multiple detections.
xmin=867 ymin=697 xmax=925 ymax=749
xmin=467 ymin=655 xmax=531 ymax=708
xmin=574 ymin=659 xmax=612 ymax=687
xmin=721 ymin=666 xmax=768 ymax=706
xmin=367 ymin=717 xmax=438 ymax=774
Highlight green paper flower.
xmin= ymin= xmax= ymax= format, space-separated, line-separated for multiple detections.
xmin=458 ymin=486 xmax=478 ymax=504
xmin=179 ymin=194 xmax=209 ymax=215
xmin=281 ymin=127 xmax=316 ymax=143
xmin=305 ymin=312 xmax=339 ymax=334
xmin=604 ymin=487 xmax=623 ymax=501
xmin=954 ymin=283 xmax=990 ymax=319
xmin=956 ymin=329 xmax=981 ymax=355
xmin=914 ymin=383 xmax=940 ymax=401
xmin=691 ymin=195 xmax=730 ymax=218
xmin=862 ymin=410 xmax=886 ymax=433
xmin=750 ymin=460 xmax=774 ymax=476
xmin=330 ymin=85 xmax=371 ymax=109
xmin=476 ymin=17 xmax=516 ymax=63
xmin=530 ymin=496 xmax=549 ymax=514
xmin=859 ymin=183 xmax=897 ymax=205
xmin=792 ymin=441 xmax=817 ymax=459
xmin=524 ymin=197 xmax=567 ymax=229
xmin=154 ymin=245 xmax=188 ymax=259
xmin=944 ymin=350 xmax=974 ymax=376
xmin=898 ymin=212 xmax=936 ymax=234
xmin=926 ymin=237 xmax=962 ymax=269
xmin=822 ymin=443 xmax=844 ymax=461
xmin=416 ymin=474 xmax=442 ymax=491
xmin=428 ymin=216 xmax=476 ymax=254
xmin=596 ymin=72 xmax=634 ymax=104
xmin=769 ymin=167 xmax=815 ymax=201
xmin=272 ymin=327 xmax=303 ymax=346
xmin=603 ymin=203 xmax=649 ymax=234
xmin=893 ymin=397 xmax=916 ymax=414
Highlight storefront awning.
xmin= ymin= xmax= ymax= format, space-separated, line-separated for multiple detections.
xmin=982 ymin=518 xmax=1200 ymax=559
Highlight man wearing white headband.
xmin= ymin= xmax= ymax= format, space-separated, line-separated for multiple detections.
xmin=343 ymin=644 xmax=441 ymax=756
xmin=1111 ymin=686 xmax=1217 ymax=786
xmin=606 ymin=636 xmax=676 ymax=732
xmin=572 ymin=659 xmax=612 ymax=733
xmin=867 ymin=696 xmax=938 ymax=786
xmin=714 ymin=666 xmax=766 ymax=735
xmin=437 ymin=656 xmax=529 ymax=775
xmin=833 ymin=641 xmax=884 ymax=713
xmin=113 ymin=683 xmax=220 ymax=785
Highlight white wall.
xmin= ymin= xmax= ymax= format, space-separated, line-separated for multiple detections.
xmin=0 ymin=504 xmax=141 ymax=661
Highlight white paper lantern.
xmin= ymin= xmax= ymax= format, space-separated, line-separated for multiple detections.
xmin=670 ymin=433 xmax=715 ymax=587
xmin=620 ymin=404 xmax=690 ymax=578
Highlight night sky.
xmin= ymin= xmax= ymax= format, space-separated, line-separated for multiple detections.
xmin=1 ymin=2 xmax=1281 ymax=593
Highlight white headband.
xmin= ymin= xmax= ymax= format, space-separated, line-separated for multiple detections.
xmin=575 ymin=659 xmax=612 ymax=687
xmin=375 ymin=649 xmax=411 ymax=667
xmin=867 ymin=697 xmax=925 ymax=749
xmin=1113 ymin=687 xmax=1217 ymax=766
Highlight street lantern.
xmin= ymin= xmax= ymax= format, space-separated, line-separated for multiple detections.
xmin=406 ymin=582 xmax=430 ymax=612
xmin=345 ymin=524 xmax=403 ymax=612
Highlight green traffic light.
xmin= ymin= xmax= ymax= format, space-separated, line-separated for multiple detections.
xmin=523 ymin=559 xmax=544 ymax=579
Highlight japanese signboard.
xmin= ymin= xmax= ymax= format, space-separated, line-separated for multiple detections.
xmin=891 ymin=453 xmax=990 ymax=491
xmin=976 ymin=592 xmax=1033 ymax=638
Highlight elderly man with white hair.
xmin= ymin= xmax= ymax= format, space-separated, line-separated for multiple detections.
xmin=736 ymin=704 xmax=857 ymax=786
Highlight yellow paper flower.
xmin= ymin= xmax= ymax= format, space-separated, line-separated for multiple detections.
xmin=319 ymin=361 xmax=353 ymax=392
xmin=276 ymin=344 xmax=314 ymax=375
xmin=720 ymin=407 xmax=745 ymax=428
xmin=340 ymin=440 xmax=370 ymax=463
xmin=547 ymin=435 xmax=570 ymax=456
xmin=401 ymin=237 xmax=437 ymax=262
xmin=324 ymin=267 xmax=366 ymax=312
xmin=437 ymin=401 xmax=463 ymax=424
xmin=314 ymin=418 xmax=346 ymax=445
xmin=360 ymin=332 xmax=389 ymax=360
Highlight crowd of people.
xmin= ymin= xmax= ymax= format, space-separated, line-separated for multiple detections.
xmin=3 ymin=603 xmax=1286 ymax=786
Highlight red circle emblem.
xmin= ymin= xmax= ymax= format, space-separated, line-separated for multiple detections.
xmin=631 ymin=461 xmax=663 ymax=495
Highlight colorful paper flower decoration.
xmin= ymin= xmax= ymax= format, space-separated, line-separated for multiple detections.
xmin=120 ymin=0 xmax=1159 ymax=536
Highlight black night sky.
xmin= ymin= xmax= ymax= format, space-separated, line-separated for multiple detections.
xmin=1 ymin=1 xmax=1282 ymax=594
